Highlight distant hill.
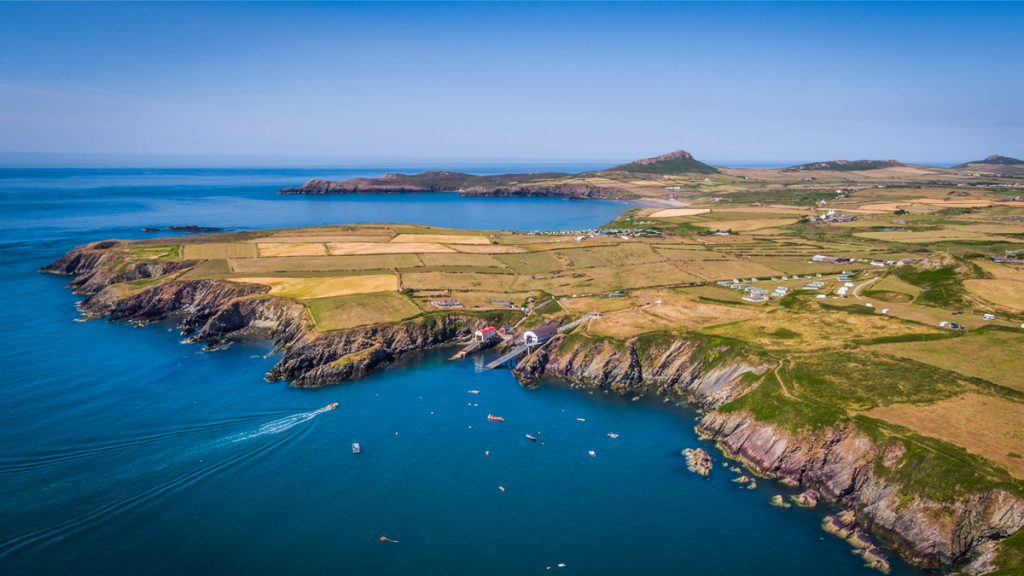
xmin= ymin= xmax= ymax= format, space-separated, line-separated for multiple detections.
xmin=609 ymin=149 xmax=719 ymax=175
xmin=783 ymin=159 xmax=904 ymax=172
xmin=954 ymin=155 xmax=1024 ymax=168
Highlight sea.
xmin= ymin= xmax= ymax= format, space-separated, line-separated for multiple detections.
xmin=0 ymin=166 xmax=924 ymax=575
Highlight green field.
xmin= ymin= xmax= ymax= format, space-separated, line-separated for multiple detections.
xmin=873 ymin=330 xmax=1024 ymax=392
xmin=307 ymin=292 xmax=422 ymax=331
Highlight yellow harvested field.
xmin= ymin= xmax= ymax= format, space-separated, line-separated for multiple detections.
xmin=666 ymin=259 xmax=781 ymax=281
xmin=493 ymin=252 xmax=564 ymax=274
xmin=307 ymin=292 xmax=421 ymax=331
xmin=417 ymin=253 xmax=505 ymax=268
xmin=652 ymin=246 xmax=720 ymax=261
xmin=865 ymin=394 xmax=1024 ymax=479
xmin=326 ymin=242 xmax=455 ymax=255
xmin=964 ymin=279 xmax=1024 ymax=312
xmin=560 ymin=295 xmax=637 ymax=314
xmin=256 ymin=242 xmax=327 ymax=257
xmin=950 ymin=223 xmax=1024 ymax=235
xmin=586 ymin=309 xmax=677 ymax=338
xmin=693 ymin=218 xmax=798 ymax=232
xmin=402 ymin=271 xmax=515 ymax=292
xmin=976 ymin=261 xmax=1024 ymax=281
xmin=183 ymin=242 xmax=259 ymax=259
xmin=706 ymin=307 xmax=942 ymax=351
xmin=254 ymin=234 xmax=393 ymax=243
xmin=229 ymin=274 xmax=397 ymax=299
xmin=854 ymin=230 xmax=996 ymax=243
xmin=870 ymin=274 xmax=923 ymax=297
xmin=873 ymin=330 xmax=1024 ymax=391
xmin=390 ymin=233 xmax=490 ymax=244
xmin=586 ymin=298 xmax=754 ymax=338
xmin=649 ymin=208 xmax=711 ymax=218
xmin=450 ymin=244 xmax=526 ymax=254
xmin=859 ymin=199 xmax=995 ymax=212
xmin=714 ymin=206 xmax=813 ymax=215
xmin=229 ymin=254 xmax=421 ymax=273
xmin=642 ymin=293 xmax=759 ymax=328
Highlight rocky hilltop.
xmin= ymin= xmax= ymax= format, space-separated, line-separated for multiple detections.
xmin=954 ymin=155 xmax=1024 ymax=176
xmin=609 ymin=149 xmax=719 ymax=175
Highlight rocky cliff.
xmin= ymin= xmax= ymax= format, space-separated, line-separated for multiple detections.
xmin=509 ymin=331 xmax=1023 ymax=573
xmin=698 ymin=411 xmax=1024 ymax=572
xmin=512 ymin=333 xmax=765 ymax=410
xmin=45 ymin=243 xmax=492 ymax=388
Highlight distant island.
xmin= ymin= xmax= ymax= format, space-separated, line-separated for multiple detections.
xmin=280 ymin=149 xmax=1024 ymax=201
xmin=49 ymin=151 xmax=1024 ymax=575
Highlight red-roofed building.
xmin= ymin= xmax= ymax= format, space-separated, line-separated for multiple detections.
xmin=474 ymin=326 xmax=498 ymax=341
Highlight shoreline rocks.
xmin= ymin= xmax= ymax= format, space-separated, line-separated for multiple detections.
xmin=823 ymin=510 xmax=892 ymax=574
xmin=682 ymin=448 xmax=713 ymax=477
xmin=791 ymin=489 xmax=819 ymax=508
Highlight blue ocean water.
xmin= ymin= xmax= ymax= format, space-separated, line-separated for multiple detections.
xmin=0 ymin=167 xmax=923 ymax=575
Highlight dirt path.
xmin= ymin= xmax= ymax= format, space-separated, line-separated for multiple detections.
xmin=774 ymin=360 xmax=795 ymax=399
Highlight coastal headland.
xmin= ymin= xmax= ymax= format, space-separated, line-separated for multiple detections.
xmin=47 ymin=150 xmax=1024 ymax=574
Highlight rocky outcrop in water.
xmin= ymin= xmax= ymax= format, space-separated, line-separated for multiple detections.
xmin=698 ymin=411 xmax=1024 ymax=571
xmin=682 ymin=448 xmax=713 ymax=477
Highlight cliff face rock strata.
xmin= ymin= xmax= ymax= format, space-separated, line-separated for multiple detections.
xmin=45 ymin=245 xmax=489 ymax=388
xmin=699 ymin=411 xmax=1024 ymax=571
xmin=512 ymin=334 xmax=763 ymax=409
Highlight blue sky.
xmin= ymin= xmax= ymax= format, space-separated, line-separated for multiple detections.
xmin=0 ymin=2 xmax=1021 ymax=165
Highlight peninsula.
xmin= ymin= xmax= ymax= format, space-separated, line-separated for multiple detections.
xmin=280 ymin=149 xmax=1024 ymax=202
xmin=49 ymin=156 xmax=1024 ymax=574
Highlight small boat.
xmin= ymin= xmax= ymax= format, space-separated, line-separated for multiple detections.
xmin=588 ymin=450 xmax=596 ymax=457
xmin=468 ymin=390 xmax=480 ymax=395
xmin=607 ymin=433 xmax=620 ymax=439
xmin=525 ymin=434 xmax=537 ymax=442
xmin=487 ymin=414 xmax=504 ymax=422
xmin=325 ymin=403 xmax=339 ymax=411
xmin=576 ymin=417 xmax=586 ymax=422
xmin=352 ymin=443 xmax=361 ymax=454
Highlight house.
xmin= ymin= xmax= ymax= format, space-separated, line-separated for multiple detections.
xmin=491 ymin=299 xmax=516 ymax=309
xmin=743 ymin=293 xmax=768 ymax=302
xmin=523 ymin=324 xmax=558 ymax=345
xmin=474 ymin=326 xmax=498 ymax=341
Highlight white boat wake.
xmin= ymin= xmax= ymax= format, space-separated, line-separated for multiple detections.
xmin=228 ymin=405 xmax=336 ymax=443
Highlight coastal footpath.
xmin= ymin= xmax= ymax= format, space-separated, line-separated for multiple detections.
xmin=45 ymin=236 xmax=1024 ymax=574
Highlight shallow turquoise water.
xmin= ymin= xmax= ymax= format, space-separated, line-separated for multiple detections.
xmin=0 ymin=168 xmax=923 ymax=574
